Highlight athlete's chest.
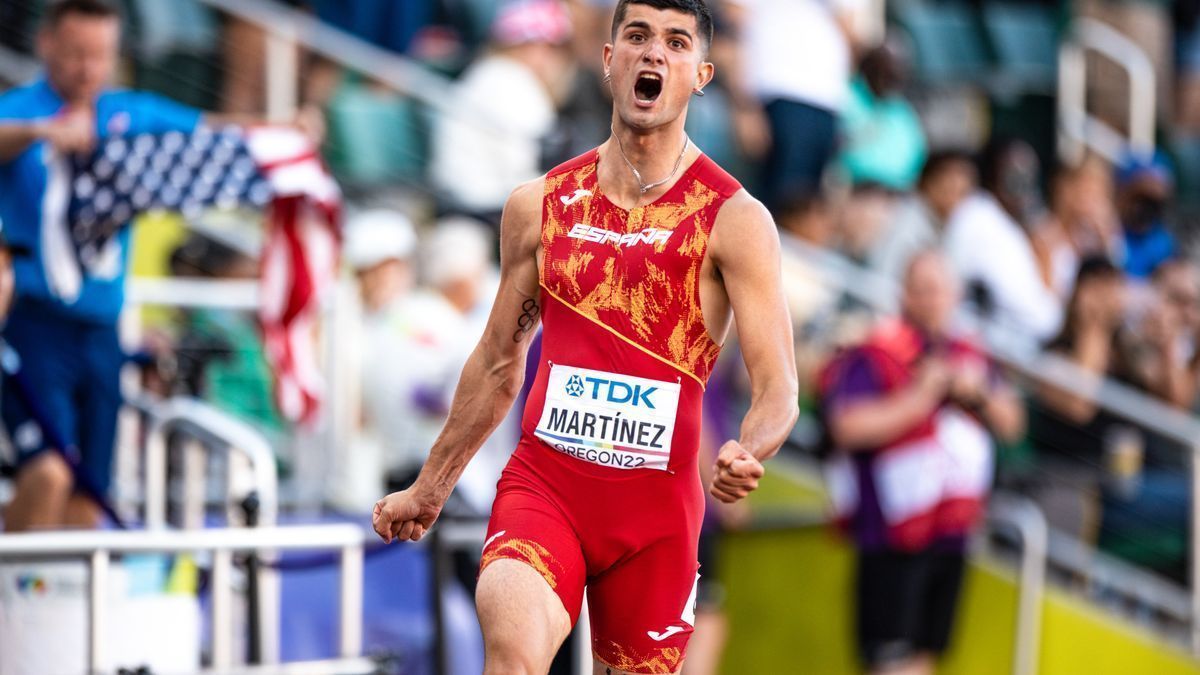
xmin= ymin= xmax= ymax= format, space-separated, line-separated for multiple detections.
xmin=543 ymin=180 xmax=718 ymax=277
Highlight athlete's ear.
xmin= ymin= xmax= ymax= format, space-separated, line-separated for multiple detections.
xmin=602 ymin=43 xmax=613 ymax=81
xmin=695 ymin=60 xmax=715 ymax=95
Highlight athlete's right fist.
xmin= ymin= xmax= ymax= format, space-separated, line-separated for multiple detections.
xmin=372 ymin=488 xmax=442 ymax=544
xmin=710 ymin=440 xmax=765 ymax=504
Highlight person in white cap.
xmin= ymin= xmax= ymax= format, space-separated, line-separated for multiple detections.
xmin=430 ymin=0 xmax=573 ymax=220
xmin=344 ymin=208 xmax=418 ymax=316
xmin=420 ymin=217 xmax=511 ymax=513
xmin=340 ymin=209 xmax=464 ymax=510
xmin=343 ymin=211 xmax=509 ymax=515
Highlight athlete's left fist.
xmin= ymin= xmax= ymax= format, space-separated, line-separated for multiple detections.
xmin=710 ymin=440 xmax=764 ymax=504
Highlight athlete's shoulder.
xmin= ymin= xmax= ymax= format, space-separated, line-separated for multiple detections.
xmin=714 ymin=188 xmax=773 ymax=230
xmin=545 ymin=147 xmax=600 ymax=179
xmin=691 ymin=153 xmax=743 ymax=200
xmin=502 ymin=176 xmax=545 ymax=223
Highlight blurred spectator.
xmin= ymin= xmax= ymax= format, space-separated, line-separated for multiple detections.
xmin=1115 ymin=150 xmax=1177 ymax=279
xmin=837 ymin=38 xmax=926 ymax=191
xmin=1028 ymin=257 xmax=1127 ymax=541
xmin=420 ymin=217 xmax=510 ymax=513
xmin=838 ymin=182 xmax=895 ymax=264
xmin=336 ymin=209 xmax=455 ymax=511
xmin=1031 ymin=157 xmax=1124 ymax=300
xmin=0 ymin=0 xmax=298 ymax=531
xmin=867 ymin=150 xmax=976 ymax=283
xmin=0 ymin=0 xmax=204 ymax=531
xmin=1119 ymin=259 xmax=1200 ymax=409
xmin=776 ymin=190 xmax=847 ymax=404
xmin=943 ymin=139 xmax=1062 ymax=342
xmin=338 ymin=209 xmax=507 ymax=513
xmin=820 ymin=251 xmax=1024 ymax=675
xmin=0 ymin=220 xmax=25 ymax=498
xmin=1097 ymin=259 xmax=1196 ymax=580
xmin=431 ymin=0 xmax=572 ymax=221
xmin=724 ymin=0 xmax=863 ymax=210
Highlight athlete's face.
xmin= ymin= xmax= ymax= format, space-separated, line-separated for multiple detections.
xmin=603 ymin=6 xmax=713 ymax=130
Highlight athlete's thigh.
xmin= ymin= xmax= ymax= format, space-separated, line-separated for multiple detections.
xmin=587 ymin=533 xmax=699 ymax=675
xmin=477 ymin=473 xmax=586 ymax=671
xmin=477 ymin=559 xmax=573 ymax=671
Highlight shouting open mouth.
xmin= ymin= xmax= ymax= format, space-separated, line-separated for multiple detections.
xmin=634 ymin=71 xmax=663 ymax=107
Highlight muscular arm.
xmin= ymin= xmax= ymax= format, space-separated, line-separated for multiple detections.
xmin=710 ymin=193 xmax=799 ymax=463
xmin=412 ymin=179 xmax=543 ymax=498
xmin=373 ymin=179 xmax=542 ymax=542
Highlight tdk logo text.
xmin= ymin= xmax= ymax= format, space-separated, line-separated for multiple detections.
xmin=566 ymin=375 xmax=657 ymax=408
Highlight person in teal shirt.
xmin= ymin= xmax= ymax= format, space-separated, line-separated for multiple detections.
xmin=838 ymin=39 xmax=928 ymax=191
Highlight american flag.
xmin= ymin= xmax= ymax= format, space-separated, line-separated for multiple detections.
xmin=53 ymin=125 xmax=341 ymax=423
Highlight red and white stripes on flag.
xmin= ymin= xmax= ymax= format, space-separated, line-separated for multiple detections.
xmin=247 ymin=127 xmax=341 ymax=424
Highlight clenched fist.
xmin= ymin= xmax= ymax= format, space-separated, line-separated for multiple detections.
xmin=39 ymin=107 xmax=96 ymax=155
xmin=372 ymin=487 xmax=443 ymax=544
xmin=709 ymin=440 xmax=764 ymax=504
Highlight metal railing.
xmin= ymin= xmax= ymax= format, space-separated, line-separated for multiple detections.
xmin=142 ymin=396 xmax=278 ymax=531
xmin=988 ymin=495 xmax=1050 ymax=675
xmin=127 ymin=278 xmax=261 ymax=311
xmin=769 ymin=454 xmax=1049 ymax=675
xmin=135 ymin=395 xmax=284 ymax=666
xmin=0 ymin=524 xmax=370 ymax=675
xmin=1057 ymin=18 xmax=1156 ymax=164
xmin=782 ymin=238 xmax=1200 ymax=656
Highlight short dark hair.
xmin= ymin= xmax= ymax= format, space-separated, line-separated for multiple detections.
xmin=611 ymin=0 xmax=713 ymax=52
xmin=918 ymin=149 xmax=975 ymax=188
xmin=42 ymin=0 xmax=119 ymax=29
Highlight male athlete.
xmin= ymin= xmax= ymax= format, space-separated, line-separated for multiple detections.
xmin=373 ymin=1 xmax=799 ymax=673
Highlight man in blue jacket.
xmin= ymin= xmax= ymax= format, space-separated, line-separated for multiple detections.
xmin=0 ymin=0 xmax=262 ymax=530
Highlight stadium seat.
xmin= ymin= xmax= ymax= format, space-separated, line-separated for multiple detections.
xmin=124 ymin=0 xmax=222 ymax=109
xmin=126 ymin=0 xmax=219 ymax=59
xmin=324 ymin=82 xmax=429 ymax=187
xmin=889 ymin=0 xmax=991 ymax=86
xmin=982 ymin=3 xmax=1060 ymax=93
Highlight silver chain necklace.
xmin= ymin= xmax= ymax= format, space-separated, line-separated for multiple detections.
xmin=611 ymin=127 xmax=690 ymax=195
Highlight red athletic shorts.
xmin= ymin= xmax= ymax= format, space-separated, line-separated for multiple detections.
xmin=481 ymin=438 xmax=705 ymax=674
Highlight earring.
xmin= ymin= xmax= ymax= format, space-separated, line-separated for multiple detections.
xmin=603 ymin=71 xmax=611 ymax=83
xmin=693 ymin=88 xmax=705 ymax=97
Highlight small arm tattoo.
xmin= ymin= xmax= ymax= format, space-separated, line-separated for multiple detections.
xmin=513 ymin=297 xmax=540 ymax=342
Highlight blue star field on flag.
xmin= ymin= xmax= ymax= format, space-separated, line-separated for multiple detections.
xmin=66 ymin=126 xmax=273 ymax=263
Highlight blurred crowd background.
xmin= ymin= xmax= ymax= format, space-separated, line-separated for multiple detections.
xmin=4 ymin=0 xmax=1200 ymax=672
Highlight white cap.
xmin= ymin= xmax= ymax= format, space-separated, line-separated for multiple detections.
xmin=424 ymin=217 xmax=494 ymax=288
xmin=344 ymin=209 xmax=417 ymax=270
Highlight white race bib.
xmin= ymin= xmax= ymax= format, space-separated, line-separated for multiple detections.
xmin=535 ymin=364 xmax=680 ymax=471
